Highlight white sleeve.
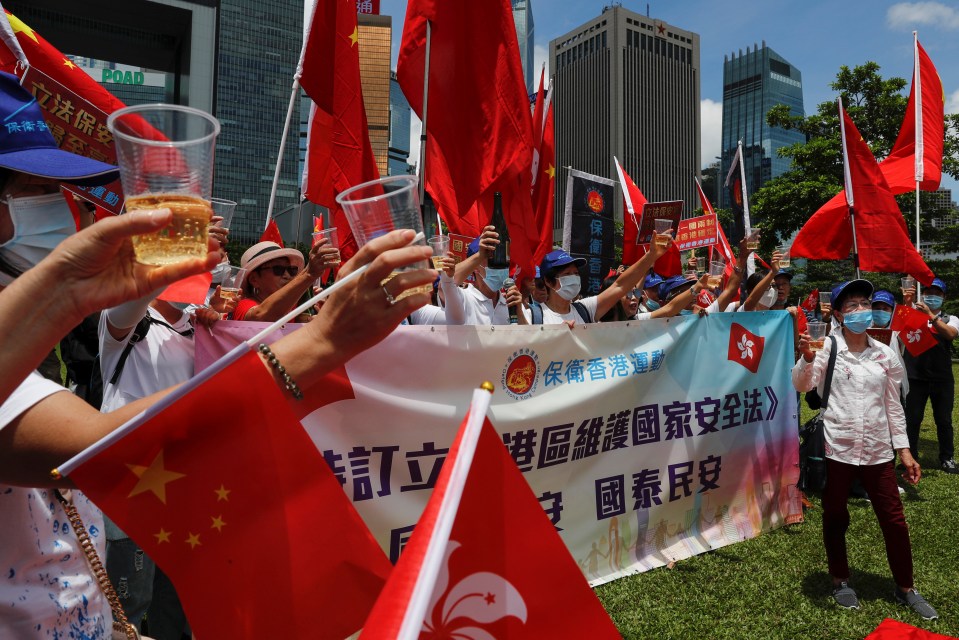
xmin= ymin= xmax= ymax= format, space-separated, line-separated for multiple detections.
xmin=0 ymin=373 xmax=66 ymax=432
xmin=105 ymin=288 xmax=164 ymax=330
xmin=439 ymin=275 xmax=466 ymax=325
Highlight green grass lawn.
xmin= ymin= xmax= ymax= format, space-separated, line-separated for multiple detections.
xmin=597 ymin=365 xmax=959 ymax=640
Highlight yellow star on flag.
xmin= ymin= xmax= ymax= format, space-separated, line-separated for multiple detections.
xmin=545 ymin=164 xmax=556 ymax=180
xmin=62 ymin=58 xmax=77 ymax=70
xmin=211 ymin=515 xmax=227 ymax=532
xmin=7 ymin=13 xmax=39 ymax=43
xmin=154 ymin=528 xmax=172 ymax=544
xmin=185 ymin=532 xmax=202 ymax=549
xmin=214 ymin=484 xmax=231 ymax=502
xmin=349 ymin=26 xmax=359 ymax=47
xmin=126 ymin=451 xmax=185 ymax=504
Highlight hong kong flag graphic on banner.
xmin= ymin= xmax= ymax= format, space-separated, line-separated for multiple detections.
xmin=728 ymin=323 xmax=765 ymax=374
xmin=361 ymin=389 xmax=619 ymax=639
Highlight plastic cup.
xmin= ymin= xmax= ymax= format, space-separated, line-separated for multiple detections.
xmin=807 ymin=321 xmax=827 ymax=351
xmin=819 ymin=291 xmax=832 ymax=312
xmin=778 ymin=246 xmax=791 ymax=268
xmin=335 ymin=175 xmax=429 ymax=299
xmin=707 ymin=260 xmax=725 ymax=289
xmin=312 ymin=227 xmax=341 ymax=265
xmin=107 ymin=104 xmax=220 ymax=265
xmin=428 ymin=235 xmax=450 ymax=269
xmin=696 ymin=256 xmax=706 ymax=274
xmin=901 ymin=277 xmax=916 ymax=292
xmin=211 ymin=198 xmax=237 ymax=229
xmin=745 ymin=230 xmax=760 ymax=251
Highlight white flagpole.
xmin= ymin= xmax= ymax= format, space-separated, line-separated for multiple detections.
xmin=396 ymin=387 xmax=492 ymax=640
xmin=913 ymin=31 xmax=923 ymax=294
xmin=838 ymin=97 xmax=862 ymax=279
xmin=417 ymin=22 xmax=438 ymax=234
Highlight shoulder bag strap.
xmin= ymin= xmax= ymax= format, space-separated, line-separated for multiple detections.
xmin=819 ymin=335 xmax=839 ymax=410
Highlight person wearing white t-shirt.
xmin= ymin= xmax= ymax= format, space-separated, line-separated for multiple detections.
xmin=454 ymin=229 xmax=523 ymax=325
xmin=517 ymin=231 xmax=672 ymax=326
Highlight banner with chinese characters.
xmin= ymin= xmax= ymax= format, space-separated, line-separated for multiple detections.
xmin=636 ymin=200 xmax=683 ymax=245
xmin=196 ymin=313 xmax=801 ymax=587
xmin=21 ymin=66 xmax=124 ymax=214
xmin=562 ymin=169 xmax=616 ymax=295
xmin=675 ymin=213 xmax=718 ymax=251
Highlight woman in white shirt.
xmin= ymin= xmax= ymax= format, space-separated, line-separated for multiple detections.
xmin=792 ymin=279 xmax=937 ymax=620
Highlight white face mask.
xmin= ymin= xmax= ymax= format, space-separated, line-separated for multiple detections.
xmin=758 ymin=286 xmax=777 ymax=309
xmin=554 ymin=274 xmax=581 ymax=301
xmin=0 ymin=192 xmax=75 ymax=285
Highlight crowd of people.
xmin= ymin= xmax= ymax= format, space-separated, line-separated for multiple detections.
xmin=0 ymin=64 xmax=955 ymax=637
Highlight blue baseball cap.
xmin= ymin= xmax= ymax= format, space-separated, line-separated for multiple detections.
xmin=929 ymin=277 xmax=947 ymax=294
xmin=540 ymin=249 xmax=586 ymax=275
xmin=643 ymin=273 xmax=664 ymax=290
xmin=659 ymin=275 xmax=695 ymax=301
xmin=831 ymin=279 xmax=873 ymax=307
xmin=0 ymin=72 xmax=118 ymax=185
xmin=872 ymin=289 xmax=896 ymax=307
xmin=466 ymin=237 xmax=480 ymax=257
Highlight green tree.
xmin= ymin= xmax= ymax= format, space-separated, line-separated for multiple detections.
xmin=750 ymin=61 xmax=959 ymax=305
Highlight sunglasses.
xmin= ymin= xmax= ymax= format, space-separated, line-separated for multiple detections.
xmin=258 ymin=265 xmax=299 ymax=277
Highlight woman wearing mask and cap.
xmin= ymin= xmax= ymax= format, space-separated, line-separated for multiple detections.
xmin=517 ymin=230 xmax=673 ymax=325
xmin=793 ymin=279 xmax=938 ymax=620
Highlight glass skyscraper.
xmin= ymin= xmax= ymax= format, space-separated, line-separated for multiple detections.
xmin=358 ymin=14 xmax=392 ymax=178
xmin=720 ymin=42 xmax=805 ymax=210
xmin=512 ymin=0 xmax=535 ymax=94
xmin=389 ymin=71 xmax=412 ymax=176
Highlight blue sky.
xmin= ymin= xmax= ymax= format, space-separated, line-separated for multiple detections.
xmin=378 ymin=0 xmax=959 ymax=195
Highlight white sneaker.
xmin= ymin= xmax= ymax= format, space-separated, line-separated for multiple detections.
xmin=897 ymin=485 xmax=906 ymax=496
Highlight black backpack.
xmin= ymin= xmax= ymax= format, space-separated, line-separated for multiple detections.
xmin=529 ymin=300 xmax=592 ymax=324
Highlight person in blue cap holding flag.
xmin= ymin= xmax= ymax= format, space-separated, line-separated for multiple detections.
xmin=793 ymin=279 xmax=938 ymax=620
xmin=902 ymin=277 xmax=959 ymax=474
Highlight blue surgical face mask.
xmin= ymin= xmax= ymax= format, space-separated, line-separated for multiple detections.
xmin=922 ymin=295 xmax=944 ymax=311
xmin=645 ymin=298 xmax=660 ymax=311
xmin=871 ymin=310 xmax=892 ymax=328
xmin=554 ymin=274 xmax=581 ymax=301
xmin=0 ymin=192 xmax=76 ymax=285
xmin=482 ymin=268 xmax=509 ymax=292
xmin=843 ymin=310 xmax=873 ymax=334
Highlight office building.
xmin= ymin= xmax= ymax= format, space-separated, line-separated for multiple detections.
xmin=389 ymin=71 xmax=412 ymax=175
xmin=550 ymin=6 xmax=701 ymax=231
xmin=357 ymin=14 xmax=392 ymax=178
xmin=512 ymin=0 xmax=535 ymax=94
xmin=720 ymin=42 xmax=804 ymax=210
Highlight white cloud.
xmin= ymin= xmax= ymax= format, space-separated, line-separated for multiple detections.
xmin=887 ymin=2 xmax=959 ymax=29
xmin=408 ymin=112 xmax=422 ymax=171
xmin=700 ymin=98 xmax=722 ymax=168
xmin=946 ymin=88 xmax=959 ymax=115
xmin=533 ymin=44 xmax=549 ymax=83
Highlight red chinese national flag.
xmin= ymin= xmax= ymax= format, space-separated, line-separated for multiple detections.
xmin=299 ymin=0 xmax=380 ymax=262
xmin=259 ymin=218 xmax=284 ymax=247
xmin=839 ymin=105 xmax=934 ymax=285
xmin=614 ymin=158 xmax=680 ymax=275
xmin=361 ymin=390 xmax=619 ymax=639
xmin=890 ymin=304 xmax=939 ymax=356
xmin=66 ymin=350 xmax=391 ymax=639
xmin=398 ymin=0 xmax=534 ymax=241
xmin=530 ymin=84 xmax=555 ymax=267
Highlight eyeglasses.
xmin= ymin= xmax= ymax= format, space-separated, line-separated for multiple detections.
xmin=258 ymin=265 xmax=299 ymax=277
xmin=841 ymin=300 xmax=872 ymax=312
xmin=625 ymin=289 xmax=642 ymax=299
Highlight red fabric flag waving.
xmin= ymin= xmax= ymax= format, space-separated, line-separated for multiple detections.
xmin=361 ymin=390 xmax=619 ymax=639
xmin=890 ymin=304 xmax=939 ymax=356
xmin=865 ymin=618 xmax=956 ymax=640
xmin=66 ymin=350 xmax=391 ymax=639
xmin=800 ymin=289 xmax=819 ymax=314
xmin=881 ymin=39 xmax=945 ymax=192
xmin=699 ymin=178 xmax=739 ymax=300
xmin=397 ymin=0 xmax=534 ymax=240
xmin=298 ymin=0 xmax=380 ymax=262
xmin=614 ymin=157 xmax=680 ymax=275
xmin=530 ymin=84 xmax=556 ymax=267
xmin=839 ymin=105 xmax=934 ymax=284
xmin=260 ymin=218 xmax=284 ymax=246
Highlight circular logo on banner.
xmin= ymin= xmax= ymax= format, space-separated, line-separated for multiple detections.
xmin=502 ymin=349 xmax=539 ymax=400
xmin=586 ymin=189 xmax=605 ymax=213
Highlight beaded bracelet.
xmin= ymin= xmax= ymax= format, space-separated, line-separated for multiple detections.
xmin=258 ymin=343 xmax=303 ymax=400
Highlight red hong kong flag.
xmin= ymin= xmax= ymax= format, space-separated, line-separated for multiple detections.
xmin=728 ymin=323 xmax=765 ymax=374
xmin=890 ymin=304 xmax=939 ymax=357
xmin=63 ymin=349 xmax=391 ymax=639
xmin=800 ymin=289 xmax=819 ymax=314
xmin=360 ymin=389 xmax=619 ymax=639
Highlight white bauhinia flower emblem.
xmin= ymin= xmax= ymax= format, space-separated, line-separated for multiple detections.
xmin=422 ymin=541 xmax=528 ymax=639
xmin=738 ymin=335 xmax=754 ymax=360
xmin=907 ymin=329 xmax=922 ymax=344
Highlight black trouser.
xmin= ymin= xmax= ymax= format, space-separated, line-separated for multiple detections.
xmin=905 ymin=378 xmax=955 ymax=462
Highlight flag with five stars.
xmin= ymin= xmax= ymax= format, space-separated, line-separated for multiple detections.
xmin=66 ymin=350 xmax=392 ymax=639
xmin=530 ymin=78 xmax=555 ymax=267
xmin=260 ymin=218 xmax=285 ymax=247
xmin=360 ymin=389 xmax=619 ymax=639
xmin=298 ymin=0 xmax=379 ymax=262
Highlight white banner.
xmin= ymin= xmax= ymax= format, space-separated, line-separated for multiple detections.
xmin=197 ymin=312 xmax=800 ymax=586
